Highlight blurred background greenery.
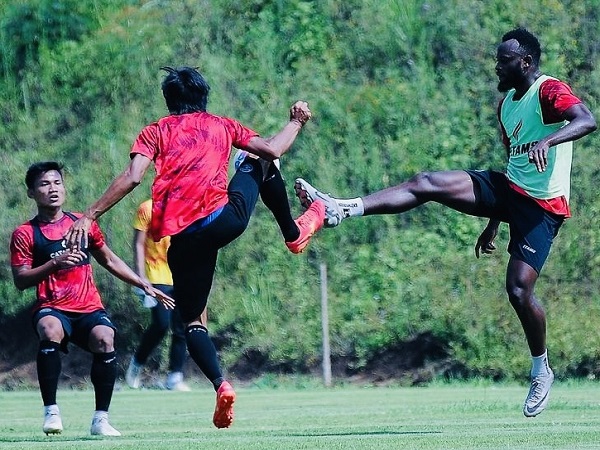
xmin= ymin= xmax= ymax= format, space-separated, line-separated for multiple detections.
xmin=1 ymin=0 xmax=599 ymax=383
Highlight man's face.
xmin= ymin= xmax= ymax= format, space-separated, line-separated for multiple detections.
xmin=495 ymin=39 xmax=527 ymax=92
xmin=28 ymin=170 xmax=65 ymax=209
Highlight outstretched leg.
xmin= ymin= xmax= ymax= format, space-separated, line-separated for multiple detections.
xmin=235 ymin=150 xmax=324 ymax=253
xmin=295 ymin=170 xmax=479 ymax=227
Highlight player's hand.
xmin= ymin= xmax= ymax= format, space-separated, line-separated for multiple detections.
xmin=53 ymin=249 xmax=87 ymax=269
xmin=527 ymin=140 xmax=550 ymax=172
xmin=289 ymin=101 xmax=312 ymax=126
xmin=141 ymin=284 xmax=175 ymax=310
xmin=475 ymin=224 xmax=498 ymax=258
xmin=64 ymin=216 xmax=94 ymax=251
xmin=132 ymin=286 xmax=158 ymax=308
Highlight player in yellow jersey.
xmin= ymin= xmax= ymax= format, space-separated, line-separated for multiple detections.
xmin=125 ymin=199 xmax=206 ymax=391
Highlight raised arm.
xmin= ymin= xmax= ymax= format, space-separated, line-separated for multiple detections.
xmin=243 ymin=100 xmax=312 ymax=160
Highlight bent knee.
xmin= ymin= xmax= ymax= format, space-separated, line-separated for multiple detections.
xmin=89 ymin=325 xmax=115 ymax=352
xmin=36 ymin=316 xmax=64 ymax=341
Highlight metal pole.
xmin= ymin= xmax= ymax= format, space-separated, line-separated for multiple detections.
xmin=320 ymin=263 xmax=332 ymax=387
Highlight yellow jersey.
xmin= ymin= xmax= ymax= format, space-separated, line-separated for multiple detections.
xmin=134 ymin=199 xmax=173 ymax=285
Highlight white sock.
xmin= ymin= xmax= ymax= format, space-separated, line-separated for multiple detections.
xmin=531 ymin=350 xmax=551 ymax=377
xmin=93 ymin=410 xmax=108 ymax=421
xmin=44 ymin=404 xmax=59 ymax=415
xmin=337 ymin=197 xmax=365 ymax=218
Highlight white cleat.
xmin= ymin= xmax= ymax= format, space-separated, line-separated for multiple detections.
xmin=43 ymin=405 xmax=63 ymax=435
xmin=166 ymin=372 xmax=191 ymax=391
xmin=125 ymin=357 xmax=142 ymax=389
xmin=294 ymin=178 xmax=345 ymax=227
xmin=90 ymin=413 xmax=121 ymax=436
xmin=523 ymin=369 xmax=554 ymax=417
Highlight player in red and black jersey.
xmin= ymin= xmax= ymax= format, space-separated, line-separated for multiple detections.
xmin=10 ymin=162 xmax=173 ymax=437
xmin=64 ymin=67 xmax=324 ymax=429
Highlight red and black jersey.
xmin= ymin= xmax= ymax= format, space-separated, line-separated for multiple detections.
xmin=10 ymin=212 xmax=106 ymax=313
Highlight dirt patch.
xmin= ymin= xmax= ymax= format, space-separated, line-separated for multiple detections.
xmin=359 ymin=331 xmax=465 ymax=384
xmin=1 ymin=307 xmax=459 ymax=388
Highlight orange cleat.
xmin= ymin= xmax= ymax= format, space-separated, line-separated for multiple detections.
xmin=213 ymin=381 xmax=236 ymax=428
xmin=285 ymin=200 xmax=325 ymax=254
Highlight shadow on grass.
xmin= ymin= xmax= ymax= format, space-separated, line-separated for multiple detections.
xmin=286 ymin=430 xmax=442 ymax=437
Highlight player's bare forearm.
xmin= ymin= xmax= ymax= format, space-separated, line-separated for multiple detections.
xmin=12 ymin=263 xmax=56 ymax=290
xmin=11 ymin=250 xmax=87 ymax=290
xmin=93 ymin=246 xmax=143 ymax=288
xmin=84 ymin=172 xmax=139 ymax=221
xmin=91 ymin=246 xmax=174 ymax=307
xmin=244 ymin=101 xmax=311 ymax=160
xmin=132 ymin=229 xmax=147 ymax=277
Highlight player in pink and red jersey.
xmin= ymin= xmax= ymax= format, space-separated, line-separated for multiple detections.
xmin=10 ymin=161 xmax=173 ymax=437
xmin=65 ymin=67 xmax=324 ymax=429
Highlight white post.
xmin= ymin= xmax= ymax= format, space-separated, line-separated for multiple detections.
xmin=320 ymin=263 xmax=332 ymax=387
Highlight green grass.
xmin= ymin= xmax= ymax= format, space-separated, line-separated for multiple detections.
xmin=1 ymin=381 xmax=599 ymax=449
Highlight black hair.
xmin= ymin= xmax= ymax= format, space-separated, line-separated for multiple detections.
xmin=502 ymin=27 xmax=541 ymax=65
xmin=160 ymin=66 xmax=210 ymax=115
xmin=25 ymin=161 xmax=64 ymax=189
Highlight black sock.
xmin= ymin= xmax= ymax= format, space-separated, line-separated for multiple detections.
xmin=260 ymin=166 xmax=300 ymax=242
xmin=37 ymin=340 xmax=61 ymax=406
xmin=91 ymin=351 xmax=117 ymax=412
xmin=185 ymin=325 xmax=223 ymax=390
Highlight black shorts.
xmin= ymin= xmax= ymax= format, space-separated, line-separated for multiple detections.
xmin=168 ymin=157 xmax=264 ymax=323
xmin=466 ymin=170 xmax=564 ymax=273
xmin=32 ymin=307 xmax=116 ymax=353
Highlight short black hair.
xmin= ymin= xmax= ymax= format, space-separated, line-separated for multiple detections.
xmin=25 ymin=161 xmax=64 ymax=189
xmin=502 ymin=27 xmax=541 ymax=65
xmin=160 ymin=66 xmax=210 ymax=115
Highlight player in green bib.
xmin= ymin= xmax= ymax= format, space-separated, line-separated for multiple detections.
xmin=294 ymin=28 xmax=597 ymax=417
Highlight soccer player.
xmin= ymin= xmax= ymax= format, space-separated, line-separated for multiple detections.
xmin=126 ymin=199 xmax=203 ymax=391
xmin=10 ymin=162 xmax=174 ymax=436
xmin=64 ymin=66 xmax=324 ymax=428
xmin=294 ymin=28 xmax=597 ymax=417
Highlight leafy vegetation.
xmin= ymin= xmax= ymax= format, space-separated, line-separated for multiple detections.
xmin=1 ymin=0 xmax=599 ymax=381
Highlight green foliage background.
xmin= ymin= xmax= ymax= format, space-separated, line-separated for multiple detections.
xmin=1 ymin=0 xmax=599 ymax=381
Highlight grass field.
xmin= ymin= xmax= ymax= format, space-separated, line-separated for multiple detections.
xmin=1 ymin=380 xmax=599 ymax=449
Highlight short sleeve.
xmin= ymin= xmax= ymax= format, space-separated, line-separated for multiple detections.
xmin=133 ymin=200 xmax=151 ymax=232
xmin=130 ymin=123 xmax=160 ymax=160
xmin=87 ymin=221 xmax=106 ymax=251
xmin=10 ymin=225 xmax=34 ymax=267
xmin=539 ymin=79 xmax=582 ymax=123
xmin=221 ymin=117 xmax=259 ymax=149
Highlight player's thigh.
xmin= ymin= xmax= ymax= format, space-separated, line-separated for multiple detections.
xmin=507 ymin=200 xmax=563 ymax=275
xmin=70 ymin=311 xmax=116 ymax=352
xmin=417 ymin=170 xmax=479 ymax=213
xmin=169 ymin=243 xmax=218 ymax=324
